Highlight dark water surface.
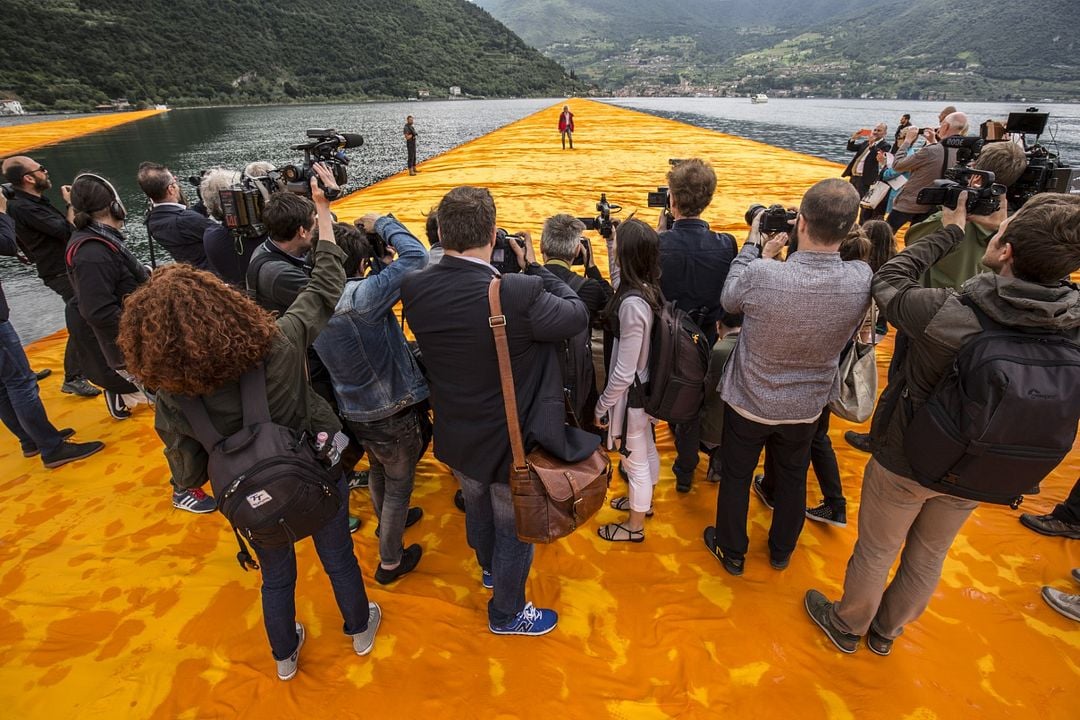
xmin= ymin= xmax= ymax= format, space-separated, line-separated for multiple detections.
xmin=4 ymin=97 xmax=1078 ymax=342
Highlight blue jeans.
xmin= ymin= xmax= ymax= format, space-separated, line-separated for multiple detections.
xmin=252 ymin=474 xmax=370 ymax=660
xmin=0 ymin=320 xmax=64 ymax=456
xmin=453 ymin=469 xmax=534 ymax=627
xmin=347 ymin=406 xmax=423 ymax=566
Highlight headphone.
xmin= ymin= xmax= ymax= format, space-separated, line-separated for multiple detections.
xmin=73 ymin=172 xmax=127 ymax=222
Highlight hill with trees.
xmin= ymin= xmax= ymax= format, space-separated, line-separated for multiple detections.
xmin=476 ymin=0 xmax=1080 ymax=100
xmin=0 ymin=0 xmax=580 ymax=111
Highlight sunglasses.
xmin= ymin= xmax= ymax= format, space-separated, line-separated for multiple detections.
xmin=25 ymin=166 xmax=48 ymax=177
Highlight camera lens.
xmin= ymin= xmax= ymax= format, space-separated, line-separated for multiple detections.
xmin=744 ymin=204 xmax=766 ymax=226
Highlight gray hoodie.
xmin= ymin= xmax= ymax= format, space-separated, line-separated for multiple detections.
xmin=869 ymin=224 xmax=1080 ymax=479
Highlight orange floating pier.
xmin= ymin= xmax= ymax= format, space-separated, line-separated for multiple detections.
xmin=0 ymin=109 xmax=167 ymax=157
xmin=1 ymin=99 xmax=1077 ymax=719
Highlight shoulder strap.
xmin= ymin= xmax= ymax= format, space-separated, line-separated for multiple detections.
xmin=174 ymin=395 xmax=226 ymax=452
xmin=488 ymin=277 xmax=528 ymax=472
xmin=238 ymin=363 xmax=272 ymax=425
xmin=66 ymin=233 xmax=148 ymax=283
xmin=565 ymin=272 xmax=587 ymax=293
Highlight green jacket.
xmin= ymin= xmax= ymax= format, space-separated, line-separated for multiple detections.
xmin=154 ymin=240 xmax=347 ymax=489
xmin=700 ymin=332 xmax=739 ymax=447
xmin=869 ymin=225 xmax=1080 ymax=479
xmin=904 ymin=210 xmax=996 ymax=291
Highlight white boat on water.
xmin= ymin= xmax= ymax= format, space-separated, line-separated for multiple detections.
xmin=751 ymin=93 xmax=769 ymax=104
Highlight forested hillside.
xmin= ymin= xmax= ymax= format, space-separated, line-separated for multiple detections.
xmin=0 ymin=0 xmax=579 ymax=111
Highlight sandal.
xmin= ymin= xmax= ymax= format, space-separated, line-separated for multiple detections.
xmin=609 ymin=496 xmax=654 ymax=517
xmin=597 ymin=522 xmax=645 ymax=543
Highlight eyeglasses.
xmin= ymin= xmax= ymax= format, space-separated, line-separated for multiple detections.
xmin=24 ymin=166 xmax=47 ymax=177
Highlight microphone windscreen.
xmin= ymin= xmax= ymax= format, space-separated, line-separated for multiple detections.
xmin=340 ymin=133 xmax=364 ymax=148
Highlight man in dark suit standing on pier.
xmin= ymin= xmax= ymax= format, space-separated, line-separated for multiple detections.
xmin=404 ymin=115 xmax=419 ymax=175
xmin=402 ymin=185 xmax=595 ymax=636
xmin=842 ymin=123 xmax=890 ymax=221
xmin=136 ymin=162 xmax=212 ymax=268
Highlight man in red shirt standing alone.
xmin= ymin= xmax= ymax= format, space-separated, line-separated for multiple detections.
xmin=559 ymin=105 xmax=575 ymax=150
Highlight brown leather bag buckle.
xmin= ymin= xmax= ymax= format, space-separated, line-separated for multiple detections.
xmin=489 ymin=315 xmax=506 ymax=327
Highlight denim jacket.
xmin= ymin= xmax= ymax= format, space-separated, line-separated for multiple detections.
xmin=314 ymin=216 xmax=430 ymax=423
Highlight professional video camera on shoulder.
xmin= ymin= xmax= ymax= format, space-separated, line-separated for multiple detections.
xmin=745 ymin=203 xmax=797 ymax=235
xmin=218 ymin=128 xmax=362 ymax=238
xmin=916 ymin=135 xmax=1006 ymax=216
xmin=996 ymin=109 xmax=1080 ymax=208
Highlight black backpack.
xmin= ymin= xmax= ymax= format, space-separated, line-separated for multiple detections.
xmin=903 ymin=297 xmax=1080 ymax=508
xmin=613 ymin=292 xmax=710 ymax=425
xmin=176 ymin=364 xmax=342 ymax=569
xmin=560 ymin=273 xmax=597 ymax=426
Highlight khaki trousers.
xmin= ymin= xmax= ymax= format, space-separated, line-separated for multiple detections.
xmin=831 ymin=458 xmax=977 ymax=640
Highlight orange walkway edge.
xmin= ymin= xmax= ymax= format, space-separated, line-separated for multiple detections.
xmin=0 ymin=109 xmax=167 ymax=157
xmin=1 ymin=99 xmax=1077 ymax=719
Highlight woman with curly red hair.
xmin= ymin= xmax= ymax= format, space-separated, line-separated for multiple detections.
xmin=118 ymin=166 xmax=380 ymax=681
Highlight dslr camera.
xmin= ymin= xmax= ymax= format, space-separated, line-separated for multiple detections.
xmin=490 ymin=228 xmax=527 ymax=275
xmin=577 ymin=193 xmax=620 ymax=240
xmin=745 ymin=203 xmax=797 ymax=235
xmin=916 ymin=135 xmax=1005 ymax=216
xmin=647 ymin=159 xmax=685 ymax=226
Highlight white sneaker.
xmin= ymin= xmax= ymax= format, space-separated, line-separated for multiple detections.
xmin=351 ymin=602 xmax=382 ymax=655
xmin=275 ymin=622 xmax=305 ymax=680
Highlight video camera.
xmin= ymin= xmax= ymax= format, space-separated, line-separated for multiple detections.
xmin=916 ymin=135 xmax=1005 ymax=216
xmin=490 ymin=228 xmax=527 ymax=275
xmin=745 ymin=203 xmax=797 ymax=235
xmin=1001 ymin=109 xmax=1080 ymax=207
xmin=218 ymin=128 xmax=362 ymax=238
xmin=577 ymin=193 xmax=620 ymax=240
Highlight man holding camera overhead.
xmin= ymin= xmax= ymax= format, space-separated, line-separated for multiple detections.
xmin=841 ymin=122 xmax=891 ymax=222
xmin=887 ymin=111 xmax=968 ymax=231
xmin=657 ymin=158 xmax=737 ymax=493
xmin=703 ymin=179 xmax=871 ymax=577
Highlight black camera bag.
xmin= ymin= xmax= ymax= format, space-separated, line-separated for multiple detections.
xmin=176 ymin=363 xmax=341 ymax=569
xmin=903 ymin=297 xmax=1080 ymax=508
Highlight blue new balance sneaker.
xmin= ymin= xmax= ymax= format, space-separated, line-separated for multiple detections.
xmin=489 ymin=602 xmax=557 ymax=636
xmin=482 ymin=569 xmax=494 ymax=590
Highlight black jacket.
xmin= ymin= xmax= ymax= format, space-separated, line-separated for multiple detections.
xmin=5 ymin=189 xmax=71 ymax=282
xmin=67 ymin=224 xmax=149 ymax=369
xmin=543 ymin=261 xmax=614 ymax=325
xmin=146 ymin=204 xmax=213 ymax=269
xmin=203 ymin=223 xmax=264 ymax=287
xmin=246 ymin=239 xmax=312 ymax=314
xmin=659 ymin=218 xmax=737 ymax=347
xmin=0 ymin=213 xmax=17 ymax=322
xmin=402 ymin=255 xmax=597 ymax=484
xmin=842 ymin=138 xmax=891 ymax=193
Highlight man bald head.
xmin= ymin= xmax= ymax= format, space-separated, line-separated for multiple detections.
xmin=2 ymin=155 xmax=50 ymax=193
xmin=940 ymin=111 xmax=968 ymax=140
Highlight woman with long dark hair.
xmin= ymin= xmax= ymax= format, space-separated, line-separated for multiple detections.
xmin=594 ymin=219 xmax=662 ymax=542
xmin=118 ymin=167 xmax=380 ymax=681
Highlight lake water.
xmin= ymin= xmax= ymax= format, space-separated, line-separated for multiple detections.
xmin=3 ymin=97 xmax=1078 ymax=342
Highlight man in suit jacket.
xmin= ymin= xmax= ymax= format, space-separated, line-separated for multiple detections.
xmin=842 ymin=123 xmax=891 ymax=220
xmin=401 ymin=186 xmax=596 ymax=637
xmin=137 ymin=162 xmax=212 ymax=268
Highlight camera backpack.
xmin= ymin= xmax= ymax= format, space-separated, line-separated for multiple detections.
xmin=613 ymin=291 xmax=710 ymax=425
xmin=903 ymin=297 xmax=1080 ymax=508
xmin=560 ymin=273 xmax=597 ymax=426
xmin=175 ymin=363 xmax=342 ymax=569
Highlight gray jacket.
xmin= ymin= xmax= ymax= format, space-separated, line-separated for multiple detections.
xmin=719 ymin=244 xmax=872 ymax=422
xmin=891 ymin=142 xmax=957 ymax=214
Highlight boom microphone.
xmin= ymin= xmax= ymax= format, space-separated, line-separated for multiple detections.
xmin=339 ymin=133 xmax=364 ymax=149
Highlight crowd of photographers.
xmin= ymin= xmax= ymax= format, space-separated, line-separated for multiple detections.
xmin=1 ymin=106 xmax=1079 ymax=679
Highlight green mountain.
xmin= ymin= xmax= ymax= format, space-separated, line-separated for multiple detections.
xmin=0 ymin=0 xmax=579 ymax=111
xmin=475 ymin=0 xmax=1080 ymax=100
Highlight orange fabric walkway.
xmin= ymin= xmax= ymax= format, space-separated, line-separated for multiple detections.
xmin=1 ymin=99 xmax=1077 ymax=719
xmin=0 ymin=109 xmax=167 ymax=157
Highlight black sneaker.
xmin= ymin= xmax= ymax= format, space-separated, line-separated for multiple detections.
xmin=770 ymin=553 xmax=791 ymax=571
xmin=348 ymin=469 xmax=370 ymax=491
xmin=1019 ymin=513 xmax=1080 ymax=540
xmin=61 ymin=377 xmax=101 ymax=397
xmin=453 ymin=489 xmax=466 ymax=512
xmin=844 ymin=431 xmax=871 ymax=454
xmin=104 ymin=390 xmax=132 ymax=420
xmin=22 ymin=427 xmax=76 ymax=457
xmin=375 ymin=506 xmax=423 ymax=538
xmin=705 ymin=454 xmax=722 ymax=483
xmin=805 ymin=502 xmax=848 ymax=528
xmin=41 ymin=440 xmax=105 ymax=468
xmin=703 ymin=526 xmax=744 ymax=576
xmin=866 ymin=627 xmax=893 ymax=656
xmin=674 ymin=467 xmax=693 ymax=493
xmin=374 ymin=543 xmax=423 ymax=585
xmin=752 ymin=474 xmax=774 ymax=510
xmin=34 ymin=368 xmax=52 ymax=381
xmin=804 ymin=589 xmax=859 ymax=654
